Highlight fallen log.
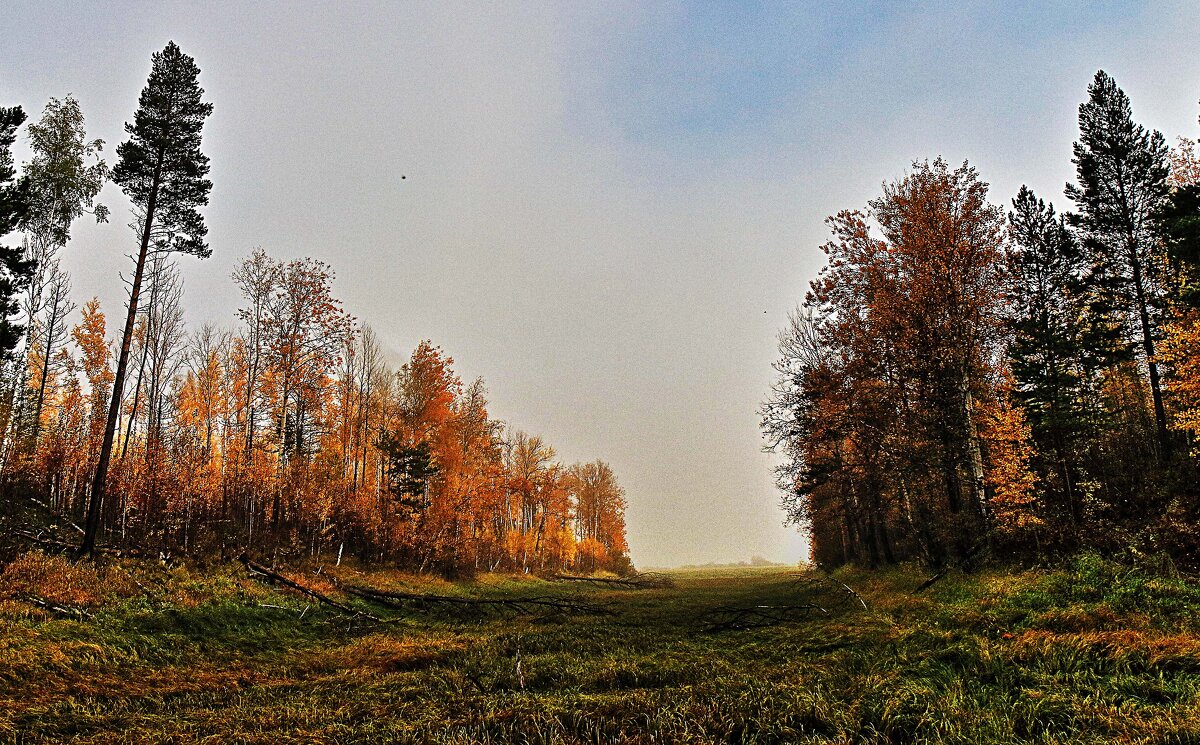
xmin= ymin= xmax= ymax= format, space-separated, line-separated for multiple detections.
xmin=13 ymin=529 xmax=83 ymax=554
xmin=12 ymin=526 xmax=152 ymax=560
xmin=548 ymin=572 xmax=674 ymax=590
xmin=702 ymin=603 xmax=828 ymax=632
xmin=342 ymin=583 xmax=613 ymax=618
xmin=24 ymin=595 xmax=92 ymax=620
xmin=914 ymin=541 xmax=990 ymax=593
xmin=242 ymin=558 xmax=381 ymax=622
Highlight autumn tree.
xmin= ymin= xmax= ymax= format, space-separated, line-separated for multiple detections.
xmin=83 ymin=42 xmax=213 ymax=557
xmin=871 ymin=159 xmax=1010 ymax=560
xmin=766 ymin=159 xmax=1023 ymax=568
xmin=568 ymin=460 xmax=628 ymax=572
xmin=382 ymin=342 xmax=463 ymax=567
xmin=263 ymin=257 xmax=353 ymax=471
xmin=0 ymin=97 xmax=107 ymax=472
xmin=232 ymin=248 xmax=280 ymax=463
xmin=1169 ymin=102 xmax=1200 ymax=189
xmin=503 ymin=429 xmax=571 ymax=572
xmin=28 ymin=262 xmax=74 ymax=450
xmin=69 ymin=299 xmax=113 ymax=522
xmin=13 ymin=96 xmax=107 ymax=438
xmin=1157 ymin=106 xmax=1200 ymax=455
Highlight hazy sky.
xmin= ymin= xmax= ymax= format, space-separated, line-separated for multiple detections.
xmin=3 ymin=1 xmax=1199 ymax=567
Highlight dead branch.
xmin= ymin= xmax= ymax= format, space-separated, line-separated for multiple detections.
xmin=832 ymin=577 xmax=869 ymax=610
xmin=915 ymin=541 xmax=990 ymax=593
xmin=242 ymin=558 xmax=381 ymax=622
xmin=702 ymin=603 xmax=828 ymax=632
xmin=13 ymin=529 xmax=80 ymax=554
xmin=10 ymin=527 xmax=153 ymax=560
xmin=341 ymin=583 xmax=613 ymax=618
xmin=24 ymin=595 xmax=93 ymax=620
xmin=913 ymin=569 xmax=949 ymax=594
xmin=548 ymin=572 xmax=675 ymax=590
xmin=789 ymin=573 xmax=868 ymax=611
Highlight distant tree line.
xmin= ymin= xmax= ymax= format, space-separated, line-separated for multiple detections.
xmin=764 ymin=71 xmax=1200 ymax=570
xmin=0 ymin=42 xmax=630 ymax=575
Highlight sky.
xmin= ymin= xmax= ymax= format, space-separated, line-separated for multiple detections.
xmin=3 ymin=1 xmax=1199 ymax=567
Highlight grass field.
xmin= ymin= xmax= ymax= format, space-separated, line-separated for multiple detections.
xmin=2 ymin=553 xmax=1200 ymax=744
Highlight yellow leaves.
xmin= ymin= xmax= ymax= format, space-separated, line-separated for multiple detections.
xmin=1159 ymin=315 xmax=1200 ymax=447
xmin=71 ymin=297 xmax=111 ymax=391
xmin=980 ymin=393 xmax=1041 ymax=533
xmin=12 ymin=250 xmax=631 ymax=576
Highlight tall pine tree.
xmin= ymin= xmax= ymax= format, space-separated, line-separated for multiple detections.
xmin=1065 ymin=70 xmax=1172 ymax=456
xmin=1006 ymin=186 xmax=1091 ymax=534
xmin=81 ymin=42 xmax=213 ymax=557
xmin=0 ymin=106 xmax=34 ymax=358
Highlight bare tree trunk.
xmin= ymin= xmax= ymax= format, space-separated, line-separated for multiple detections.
xmin=963 ymin=385 xmax=988 ymax=523
xmin=30 ymin=311 xmax=60 ymax=450
xmin=81 ymin=171 xmax=161 ymax=558
xmin=1129 ymin=251 xmax=1169 ymax=456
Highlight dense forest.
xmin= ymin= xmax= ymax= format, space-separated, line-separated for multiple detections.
xmin=0 ymin=42 xmax=630 ymax=576
xmin=765 ymin=70 xmax=1200 ymax=571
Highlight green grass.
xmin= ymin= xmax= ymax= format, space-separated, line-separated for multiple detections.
xmin=1 ymin=554 xmax=1199 ymax=743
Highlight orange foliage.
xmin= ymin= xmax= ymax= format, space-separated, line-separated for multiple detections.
xmin=7 ymin=250 xmax=631 ymax=575
xmin=1159 ymin=316 xmax=1200 ymax=446
xmin=980 ymin=390 xmax=1041 ymax=532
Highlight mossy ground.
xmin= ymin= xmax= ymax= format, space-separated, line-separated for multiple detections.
xmin=1 ymin=553 xmax=1199 ymax=743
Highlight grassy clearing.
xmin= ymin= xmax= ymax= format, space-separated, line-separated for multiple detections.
xmin=1 ymin=554 xmax=1199 ymax=743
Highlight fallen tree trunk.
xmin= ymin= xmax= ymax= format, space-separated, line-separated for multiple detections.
xmin=11 ymin=527 xmax=155 ymax=561
xmin=702 ymin=603 xmax=829 ymax=632
xmin=242 ymin=558 xmax=380 ymax=622
xmin=342 ymin=583 xmax=613 ymax=618
xmin=13 ymin=529 xmax=79 ymax=554
xmin=548 ymin=572 xmax=674 ymax=590
xmin=24 ymin=594 xmax=93 ymax=620
xmin=915 ymin=541 xmax=990 ymax=593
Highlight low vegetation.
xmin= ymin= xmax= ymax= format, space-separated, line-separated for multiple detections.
xmin=2 ymin=554 xmax=1198 ymax=743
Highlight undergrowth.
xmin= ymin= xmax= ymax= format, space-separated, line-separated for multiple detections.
xmin=0 ymin=553 xmax=1197 ymax=743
